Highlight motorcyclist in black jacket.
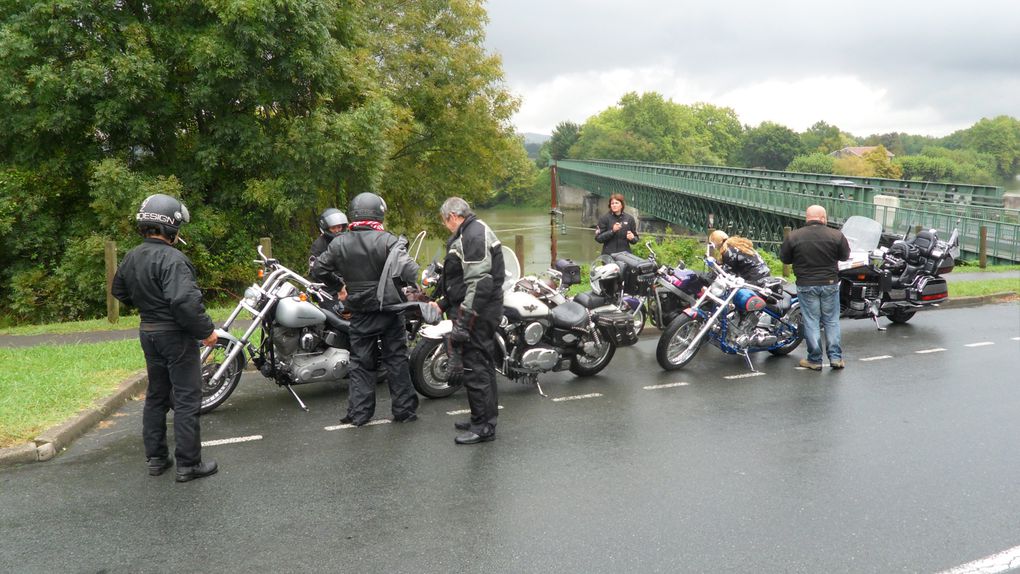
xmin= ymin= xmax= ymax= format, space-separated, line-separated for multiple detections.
xmin=309 ymin=208 xmax=348 ymax=266
xmin=430 ymin=197 xmax=504 ymax=445
xmin=595 ymin=193 xmax=639 ymax=255
xmin=111 ymin=194 xmax=219 ymax=482
xmin=311 ymin=192 xmax=420 ymax=427
xmin=708 ymin=230 xmax=771 ymax=286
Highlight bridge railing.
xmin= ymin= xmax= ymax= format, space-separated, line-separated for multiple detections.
xmin=557 ymin=160 xmax=1020 ymax=262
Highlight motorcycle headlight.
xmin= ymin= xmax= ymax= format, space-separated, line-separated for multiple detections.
xmin=242 ymin=285 xmax=261 ymax=311
xmin=523 ymin=322 xmax=545 ymax=345
xmin=710 ymin=282 xmax=726 ymax=298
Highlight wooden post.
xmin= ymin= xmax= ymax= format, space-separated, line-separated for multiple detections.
xmin=979 ymin=225 xmax=988 ymax=269
xmin=104 ymin=240 xmax=119 ymax=324
xmin=514 ymin=234 xmax=525 ymax=272
xmin=260 ymin=236 xmax=273 ymax=258
xmin=781 ymin=227 xmax=791 ymax=278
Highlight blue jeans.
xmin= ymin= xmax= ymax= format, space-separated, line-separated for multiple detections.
xmin=798 ymin=284 xmax=842 ymax=364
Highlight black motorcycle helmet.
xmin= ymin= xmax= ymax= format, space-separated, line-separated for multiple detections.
xmin=136 ymin=193 xmax=189 ymax=242
xmin=317 ymin=208 xmax=348 ymax=237
xmin=348 ymin=192 xmax=387 ymax=223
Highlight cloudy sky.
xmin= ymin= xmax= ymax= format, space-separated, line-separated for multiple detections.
xmin=483 ymin=0 xmax=1020 ymax=138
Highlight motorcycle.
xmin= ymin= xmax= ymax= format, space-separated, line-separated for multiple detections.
xmin=199 ymin=245 xmax=353 ymax=413
xmin=656 ymin=244 xmax=803 ymax=371
xmin=571 ymin=250 xmax=657 ymax=336
xmin=409 ymin=264 xmax=635 ymax=398
xmin=838 ymin=215 xmax=959 ymax=330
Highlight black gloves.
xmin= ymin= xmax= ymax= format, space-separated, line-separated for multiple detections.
xmin=450 ymin=306 xmax=478 ymax=344
xmin=445 ymin=337 xmax=465 ymax=385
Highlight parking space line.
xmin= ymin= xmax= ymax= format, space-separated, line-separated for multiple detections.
xmin=446 ymin=406 xmax=504 ymax=416
xmin=1012 ymin=337 xmax=1019 ymax=341
xmin=551 ymin=393 xmax=603 ymax=402
xmin=916 ymin=348 xmax=947 ymax=354
xmin=202 ymin=435 xmax=263 ymax=447
xmin=860 ymin=355 xmax=892 ymax=362
xmin=643 ymin=382 xmax=689 ymax=390
xmin=724 ymin=372 xmax=766 ymax=380
xmin=324 ymin=419 xmax=391 ymax=431
xmin=936 ymin=543 xmax=1020 ymax=574
xmin=964 ymin=342 xmax=995 ymax=348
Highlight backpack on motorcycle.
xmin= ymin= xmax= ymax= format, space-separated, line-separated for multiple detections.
xmin=610 ymin=251 xmax=656 ymax=296
xmin=595 ymin=310 xmax=639 ymax=347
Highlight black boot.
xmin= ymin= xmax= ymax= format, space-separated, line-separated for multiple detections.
xmin=175 ymin=460 xmax=219 ymax=482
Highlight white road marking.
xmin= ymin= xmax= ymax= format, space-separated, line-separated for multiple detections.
xmin=201 ymin=435 xmax=263 ymax=447
xmin=1012 ymin=337 xmax=1020 ymax=341
xmin=915 ymin=348 xmax=947 ymax=354
xmin=936 ymin=543 xmax=1020 ymax=574
xmin=551 ymin=393 xmax=603 ymax=402
xmin=964 ymin=341 xmax=995 ymax=348
xmin=324 ymin=419 xmax=391 ymax=431
xmin=860 ymin=355 xmax=893 ymax=362
xmin=446 ymin=405 xmax=505 ymax=416
xmin=643 ymin=382 xmax=690 ymax=390
xmin=723 ymin=372 xmax=766 ymax=380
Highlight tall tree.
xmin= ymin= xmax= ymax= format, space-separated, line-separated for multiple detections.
xmin=549 ymin=121 xmax=581 ymax=160
xmin=739 ymin=122 xmax=803 ymax=170
xmin=960 ymin=116 xmax=1020 ymax=180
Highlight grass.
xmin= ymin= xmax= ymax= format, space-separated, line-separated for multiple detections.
xmin=0 ymin=339 xmax=146 ymax=448
xmin=949 ymin=278 xmax=1020 ymax=298
xmin=0 ymin=305 xmax=237 ymax=337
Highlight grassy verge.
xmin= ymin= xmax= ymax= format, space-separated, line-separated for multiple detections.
xmin=0 ymin=305 xmax=237 ymax=337
xmin=0 ymin=339 xmax=146 ymax=448
xmin=949 ymin=278 xmax=1020 ymax=298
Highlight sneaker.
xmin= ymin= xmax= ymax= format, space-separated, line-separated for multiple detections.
xmin=798 ymin=358 xmax=823 ymax=371
xmin=830 ymin=359 xmax=846 ymax=369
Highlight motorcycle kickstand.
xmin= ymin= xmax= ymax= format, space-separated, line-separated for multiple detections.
xmin=741 ymin=349 xmax=758 ymax=372
xmin=284 ymin=384 xmax=310 ymax=412
xmin=868 ymin=300 xmax=887 ymax=331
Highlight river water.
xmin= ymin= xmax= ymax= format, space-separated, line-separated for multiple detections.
xmin=413 ymin=207 xmax=602 ymax=275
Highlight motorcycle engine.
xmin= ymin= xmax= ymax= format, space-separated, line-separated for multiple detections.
xmin=272 ymin=327 xmax=301 ymax=358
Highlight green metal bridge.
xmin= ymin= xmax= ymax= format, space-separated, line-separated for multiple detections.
xmin=556 ymin=159 xmax=1020 ymax=263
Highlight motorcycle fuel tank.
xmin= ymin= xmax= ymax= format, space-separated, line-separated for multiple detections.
xmin=503 ymin=291 xmax=549 ymax=320
xmin=276 ymin=297 xmax=327 ymax=328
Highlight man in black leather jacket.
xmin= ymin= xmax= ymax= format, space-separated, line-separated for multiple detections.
xmin=311 ymin=192 xmax=419 ymax=426
xmin=112 ymin=194 xmax=219 ymax=482
xmin=430 ymin=197 xmax=504 ymax=444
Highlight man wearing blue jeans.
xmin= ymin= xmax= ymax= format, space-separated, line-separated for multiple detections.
xmin=780 ymin=205 xmax=850 ymax=370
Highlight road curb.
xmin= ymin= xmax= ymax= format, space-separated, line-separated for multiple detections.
xmin=941 ymin=292 xmax=1017 ymax=309
xmin=0 ymin=371 xmax=148 ymax=466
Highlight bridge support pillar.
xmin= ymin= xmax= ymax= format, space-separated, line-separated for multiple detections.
xmin=581 ymin=193 xmax=602 ymax=227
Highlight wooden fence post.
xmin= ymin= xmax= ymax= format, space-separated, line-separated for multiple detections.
xmin=104 ymin=240 xmax=119 ymax=324
xmin=260 ymin=237 xmax=273 ymax=259
xmin=514 ymin=234 xmax=525 ymax=272
xmin=979 ymin=226 xmax=987 ymax=269
xmin=781 ymin=227 xmax=791 ymax=278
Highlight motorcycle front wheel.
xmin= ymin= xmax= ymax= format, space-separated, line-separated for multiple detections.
xmin=656 ymin=314 xmax=706 ymax=371
xmin=200 ymin=339 xmax=245 ymax=414
xmin=409 ymin=338 xmax=462 ymax=399
xmin=630 ymin=306 xmax=647 ymax=337
xmin=569 ymin=332 xmax=616 ymax=376
xmin=768 ymin=307 xmax=804 ymax=356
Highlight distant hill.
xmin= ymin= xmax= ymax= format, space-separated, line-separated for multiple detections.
xmin=521 ymin=132 xmax=550 ymax=145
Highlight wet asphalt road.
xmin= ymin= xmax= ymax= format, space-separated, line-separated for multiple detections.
xmin=1 ymin=303 xmax=1019 ymax=574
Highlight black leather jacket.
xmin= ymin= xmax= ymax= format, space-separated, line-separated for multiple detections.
xmin=595 ymin=211 xmax=639 ymax=255
xmin=720 ymin=246 xmax=771 ymax=284
xmin=311 ymin=225 xmax=419 ymax=313
xmin=779 ymin=221 xmax=851 ymax=286
xmin=111 ymin=238 xmax=215 ymax=339
xmin=438 ymin=215 xmax=504 ymax=322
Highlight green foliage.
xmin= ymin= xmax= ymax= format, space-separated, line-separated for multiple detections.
xmin=958 ymin=116 xmax=1020 ymax=180
xmin=549 ymin=121 xmax=581 ymax=160
xmin=800 ymin=121 xmax=854 ymax=155
xmin=631 ymin=233 xmax=704 ymax=270
xmin=787 ymin=153 xmax=836 ymax=174
xmin=863 ymin=146 xmax=902 ymax=179
xmin=739 ymin=121 xmax=803 ymax=170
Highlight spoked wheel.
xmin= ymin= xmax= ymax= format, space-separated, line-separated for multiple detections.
xmin=630 ymin=306 xmax=646 ymax=337
xmin=569 ymin=332 xmax=616 ymax=376
xmin=656 ymin=314 xmax=706 ymax=371
xmin=888 ymin=308 xmax=916 ymax=324
xmin=768 ymin=307 xmax=804 ymax=356
xmin=409 ymin=338 xmax=462 ymax=399
xmin=200 ymin=339 xmax=245 ymax=414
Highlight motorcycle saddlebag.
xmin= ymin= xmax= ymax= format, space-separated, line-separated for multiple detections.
xmin=912 ymin=276 xmax=948 ymax=302
xmin=555 ymin=258 xmax=582 ymax=287
xmin=610 ymin=251 xmax=656 ymax=295
xmin=595 ymin=310 xmax=639 ymax=347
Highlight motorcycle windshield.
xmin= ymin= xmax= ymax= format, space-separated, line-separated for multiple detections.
xmin=840 ymin=215 xmax=883 ymax=252
xmin=501 ymin=244 xmax=522 ymax=291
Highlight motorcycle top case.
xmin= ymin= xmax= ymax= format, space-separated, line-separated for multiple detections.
xmin=595 ymin=310 xmax=639 ymax=347
xmin=610 ymin=251 xmax=656 ymax=295
xmin=555 ymin=258 xmax=582 ymax=286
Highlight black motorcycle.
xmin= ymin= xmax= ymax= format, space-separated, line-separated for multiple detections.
xmin=838 ymin=215 xmax=959 ymax=329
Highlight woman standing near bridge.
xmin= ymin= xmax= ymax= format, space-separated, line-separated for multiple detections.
xmin=595 ymin=193 xmax=639 ymax=255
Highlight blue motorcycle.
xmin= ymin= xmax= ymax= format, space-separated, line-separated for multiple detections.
xmin=655 ymin=248 xmax=803 ymax=372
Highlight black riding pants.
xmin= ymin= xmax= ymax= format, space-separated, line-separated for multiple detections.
xmin=138 ymin=330 xmax=203 ymax=466
xmin=462 ymin=316 xmax=499 ymax=434
xmin=346 ymin=311 xmax=419 ymax=423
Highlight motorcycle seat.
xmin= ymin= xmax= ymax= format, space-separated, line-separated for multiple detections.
xmin=320 ymin=307 xmax=351 ymax=332
xmin=550 ymin=301 xmax=590 ymax=329
xmin=573 ymin=291 xmax=608 ymax=309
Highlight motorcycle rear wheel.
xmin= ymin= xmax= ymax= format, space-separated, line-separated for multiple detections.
xmin=200 ymin=340 xmax=245 ymax=414
xmin=768 ymin=307 xmax=804 ymax=356
xmin=630 ymin=306 xmax=646 ymax=337
xmin=888 ymin=309 xmax=916 ymax=323
xmin=409 ymin=338 xmax=462 ymax=399
xmin=656 ymin=314 xmax=705 ymax=371
xmin=568 ymin=332 xmax=616 ymax=377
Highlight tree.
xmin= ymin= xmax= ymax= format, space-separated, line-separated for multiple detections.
xmin=549 ymin=121 xmax=581 ymax=160
xmin=787 ymin=153 xmax=836 ymax=174
xmin=863 ymin=145 xmax=902 ymax=179
xmin=800 ymin=121 xmax=854 ymax=155
xmin=738 ymin=122 xmax=803 ymax=170
xmin=960 ymin=116 xmax=1020 ymax=180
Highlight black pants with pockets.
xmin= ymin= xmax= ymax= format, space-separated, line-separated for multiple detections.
xmin=139 ymin=330 xmax=203 ymax=466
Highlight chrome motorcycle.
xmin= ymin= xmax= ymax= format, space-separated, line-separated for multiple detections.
xmin=838 ymin=215 xmax=959 ymax=329
xmin=199 ymin=245 xmax=352 ymax=413
xmin=656 ymin=245 xmax=803 ymax=371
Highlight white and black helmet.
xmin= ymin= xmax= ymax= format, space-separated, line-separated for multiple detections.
xmin=136 ymin=194 xmax=189 ymax=241
xmin=318 ymin=208 xmax=348 ymax=236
